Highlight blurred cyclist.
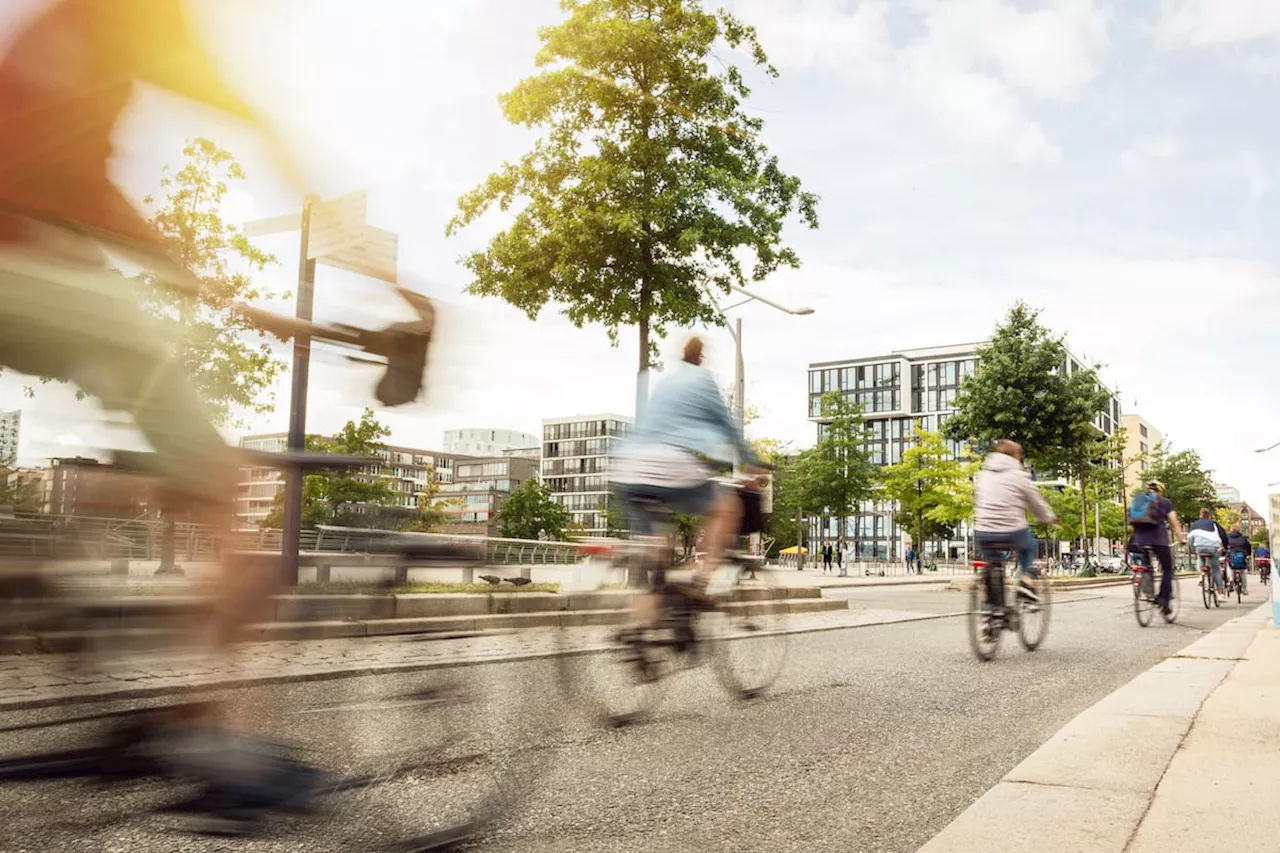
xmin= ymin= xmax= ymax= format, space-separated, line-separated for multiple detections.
xmin=972 ymin=440 xmax=1058 ymax=608
xmin=1227 ymin=524 xmax=1252 ymax=594
xmin=1187 ymin=508 xmax=1229 ymax=596
xmin=613 ymin=335 xmax=761 ymax=620
xmin=0 ymin=0 xmax=326 ymax=830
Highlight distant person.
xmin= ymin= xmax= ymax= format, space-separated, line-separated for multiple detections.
xmin=836 ymin=539 xmax=847 ymax=577
xmin=905 ymin=545 xmax=916 ymax=574
xmin=1128 ymin=480 xmax=1184 ymax=617
xmin=822 ymin=540 xmax=833 ymax=573
xmin=1227 ymin=524 xmax=1252 ymax=594
xmin=1187 ymin=508 xmax=1229 ymax=596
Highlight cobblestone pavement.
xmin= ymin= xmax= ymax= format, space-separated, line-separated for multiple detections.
xmin=0 ymin=605 xmax=958 ymax=710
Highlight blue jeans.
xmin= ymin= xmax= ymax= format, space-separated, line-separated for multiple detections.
xmin=975 ymin=529 xmax=1040 ymax=577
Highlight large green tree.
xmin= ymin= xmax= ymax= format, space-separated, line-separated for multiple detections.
xmin=1142 ymin=442 xmax=1217 ymax=523
xmin=496 ymin=479 xmax=571 ymax=541
xmin=878 ymin=430 xmax=976 ymax=558
xmin=944 ymin=302 xmax=1113 ymax=550
xmin=0 ymin=474 xmax=41 ymax=513
xmin=800 ymin=391 xmax=876 ymax=545
xmin=446 ymin=0 xmax=818 ymax=379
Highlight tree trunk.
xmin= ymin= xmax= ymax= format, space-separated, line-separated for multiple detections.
xmin=795 ymin=506 xmax=804 ymax=570
xmin=158 ymin=513 xmax=177 ymax=575
xmin=1079 ymin=470 xmax=1089 ymax=561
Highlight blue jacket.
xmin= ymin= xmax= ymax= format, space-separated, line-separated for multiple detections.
xmin=629 ymin=361 xmax=757 ymax=466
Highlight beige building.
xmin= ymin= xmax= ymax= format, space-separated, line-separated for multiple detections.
xmin=1120 ymin=414 xmax=1163 ymax=498
xmin=1270 ymin=494 xmax=1280 ymax=550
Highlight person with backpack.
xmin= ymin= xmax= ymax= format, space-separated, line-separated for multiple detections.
xmin=1227 ymin=524 xmax=1252 ymax=595
xmin=1187 ymin=508 xmax=1229 ymax=597
xmin=1128 ymin=480 xmax=1184 ymax=617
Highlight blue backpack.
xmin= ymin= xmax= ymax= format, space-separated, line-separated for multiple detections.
xmin=1230 ymin=551 xmax=1247 ymax=570
xmin=1129 ymin=491 xmax=1160 ymax=527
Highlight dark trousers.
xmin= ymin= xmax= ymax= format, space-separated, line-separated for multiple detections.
xmin=1147 ymin=544 xmax=1175 ymax=605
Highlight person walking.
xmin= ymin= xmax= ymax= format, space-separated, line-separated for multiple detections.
xmin=836 ymin=539 xmax=847 ymax=577
xmin=905 ymin=545 xmax=916 ymax=575
xmin=822 ymin=540 xmax=833 ymax=573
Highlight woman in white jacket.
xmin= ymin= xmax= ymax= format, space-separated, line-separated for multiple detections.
xmin=973 ymin=440 xmax=1059 ymax=606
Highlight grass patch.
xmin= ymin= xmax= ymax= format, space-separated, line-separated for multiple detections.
xmin=291 ymin=581 xmax=561 ymax=596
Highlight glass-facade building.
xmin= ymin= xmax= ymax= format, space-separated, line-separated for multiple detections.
xmin=807 ymin=343 xmax=1122 ymax=561
xmin=542 ymin=414 xmax=633 ymax=536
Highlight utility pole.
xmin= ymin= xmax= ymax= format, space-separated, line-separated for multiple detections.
xmin=280 ymin=194 xmax=318 ymax=587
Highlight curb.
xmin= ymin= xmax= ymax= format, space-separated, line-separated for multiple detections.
xmin=915 ymin=603 xmax=1271 ymax=853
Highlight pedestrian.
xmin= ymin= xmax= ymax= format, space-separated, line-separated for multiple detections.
xmin=836 ymin=539 xmax=847 ymax=577
xmin=905 ymin=545 xmax=915 ymax=574
xmin=822 ymin=540 xmax=833 ymax=573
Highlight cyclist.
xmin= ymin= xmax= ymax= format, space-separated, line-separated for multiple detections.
xmin=1227 ymin=524 xmax=1252 ymax=594
xmin=613 ymin=335 xmax=762 ymax=619
xmin=1187 ymin=508 xmax=1228 ymax=597
xmin=972 ymin=440 xmax=1058 ymax=608
xmin=0 ymin=0 xmax=344 ymax=831
xmin=1258 ymin=542 xmax=1272 ymax=583
xmin=1129 ymin=480 xmax=1185 ymax=616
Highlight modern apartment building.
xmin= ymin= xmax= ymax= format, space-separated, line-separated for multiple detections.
xmin=542 ymin=414 xmax=633 ymax=536
xmin=443 ymin=428 xmax=539 ymax=457
xmin=44 ymin=456 xmax=153 ymax=518
xmin=439 ymin=456 xmax=539 ymax=537
xmin=1215 ymin=482 xmax=1242 ymax=505
xmin=235 ymin=433 xmax=464 ymax=527
xmin=1120 ymin=413 xmax=1163 ymax=498
xmin=0 ymin=410 xmax=19 ymax=466
xmin=807 ymin=342 xmax=1123 ymax=560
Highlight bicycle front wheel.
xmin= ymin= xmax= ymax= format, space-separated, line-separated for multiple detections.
xmin=1016 ymin=574 xmax=1051 ymax=651
xmin=706 ymin=562 xmax=790 ymax=700
xmin=967 ymin=568 xmax=1000 ymax=661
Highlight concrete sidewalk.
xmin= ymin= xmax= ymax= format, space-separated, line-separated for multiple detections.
xmin=779 ymin=571 xmax=955 ymax=588
xmin=917 ymin=603 xmax=1273 ymax=853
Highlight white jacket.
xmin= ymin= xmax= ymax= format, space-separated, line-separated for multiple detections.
xmin=974 ymin=452 xmax=1056 ymax=533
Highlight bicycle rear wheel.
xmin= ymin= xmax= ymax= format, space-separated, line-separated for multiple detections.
xmin=705 ymin=562 xmax=790 ymax=700
xmin=1201 ymin=573 xmax=1211 ymax=609
xmin=1236 ymin=571 xmax=1244 ymax=603
xmin=967 ymin=567 xmax=1001 ymax=661
xmin=1163 ymin=571 xmax=1179 ymax=623
xmin=1133 ymin=571 xmax=1154 ymax=627
xmin=1016 ymin=573 xmax=1051 ymax=651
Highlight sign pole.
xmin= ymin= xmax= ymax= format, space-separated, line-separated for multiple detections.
xmin=281 ymin=194 xmax=318 ymax=586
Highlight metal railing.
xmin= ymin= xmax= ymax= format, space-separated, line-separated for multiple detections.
xmin=0 ymin=514 xmax=594 ymax=566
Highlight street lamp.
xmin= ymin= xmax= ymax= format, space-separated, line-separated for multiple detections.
xmin=720 ymin=284 xmax=814 ymax=429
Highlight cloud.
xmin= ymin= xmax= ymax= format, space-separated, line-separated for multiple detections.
xmin=1155 ymin=0 xmax=1280 ymax=49
xmin=731 ymin=0 xmax=893 ymax=84
xmin=1242 ymin=149 xmax=1269 ymax=201
xmin=1120 ymin=133 xmax=1181 ymax=176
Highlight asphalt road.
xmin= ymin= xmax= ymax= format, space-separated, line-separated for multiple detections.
xmin=0 ymin=580 xmax=1252 ymax=853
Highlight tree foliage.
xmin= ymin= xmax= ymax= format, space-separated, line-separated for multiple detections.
xmin=1141 ymin=442 xmax=1217 ymax=524
xmin=446 ymin=0 xmax=818 ymax=371
xmin=1036 ymin=485 xmax=1125 ymax=543
xmin=945 ymin=302 xmax=1112 ymax=477
xmin=798 ymin=391 xmax=875 ymax=533
xmin=497 ymin=479 xmax=571 ymax=541
xmin=141 ymin=138 xmax=286 ymax=427
xmin=878 ymin=430 xmax=976 ymax=551
xmin=1251 ymin=526 xmax=1270 ymax=548
xmin=0 ymin=474 xmax=41 ymax=513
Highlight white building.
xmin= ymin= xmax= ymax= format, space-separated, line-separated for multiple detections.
xmin=542 ymin=413 xmax=632 ymax=536
xmin=807 ymin=342 xmax=1123 ymax=560
xmin=1215 ymin=482 xmax=1242 ymax=504
xmin=444 ymin=428 xmax=539 ymax=457
xmin=0 ymin=410 xmax=20 ymax=466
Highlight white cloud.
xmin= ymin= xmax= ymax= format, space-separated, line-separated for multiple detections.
xmin=1243 ymin=149 xmax=1269 ymax=200
xmin=1120 ymin=133 xmax=1181 ymax=176
xmin=1155 ymin=0 xmax=1280 ymax=48
xmin=731 ymin=0 xmax=893 ymax=84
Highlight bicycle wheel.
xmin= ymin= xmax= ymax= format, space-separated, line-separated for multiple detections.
xmin=1016 ymin=573 xmax=1051 ymax=651
xmin=967 ymin=567 xmax=1000 ymax=661
xmin=1201 ymin=573 xmax=1211 ymax=609
xmin=705 ymin=562 xmax=790 ymax=700
xmin=1163 ymin=571 xmax=1179 ymax=623
xmin=1133 ymin=571 xmax=1154 ymax=628
xmin=1236 ymin=571 xmax=1243 ymax=603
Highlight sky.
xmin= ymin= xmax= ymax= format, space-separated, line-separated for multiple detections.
xmin=1 ymin=0 xmax=1278 ymax=511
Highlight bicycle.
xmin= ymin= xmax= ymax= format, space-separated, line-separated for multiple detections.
xmin=1131 ymin=546 xmax=1179 ymax=627
xmin=1227 ymin=555 xmax=1249 ymax=603
xmin=1196 ymin=551 xmax=1220 ymax=609
xmin=1260 ymin=557 xmax=1272 ymax=587
xmin=557 ymin=478 xmax=789 ymax=727
xmin=0 ymin=450 xmax=549 ymax=851
xmin=966 ymin=538 xmax=1051 ymax=662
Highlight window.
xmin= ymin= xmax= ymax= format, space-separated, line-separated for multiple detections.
xmin=1139 ymin=442 xmax=1147 ymax=455
xmin=1140 ymin=424 xmax=1148 ymax=439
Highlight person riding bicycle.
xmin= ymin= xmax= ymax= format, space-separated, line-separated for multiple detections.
xmin=1128 ymin=480 xmax=1184 ymax=617
xmin=1187 ymin=508 xmax=1229 ymax=596
xmin=972 ymin=440 xmax=1058 ymax=609
xmin=612 ymin=335 xmax=761 ymax=616
xmin=1258 ymin=542 xmax=1272 ymax=581
xmin=0 ymin=0 xmax=349 ymax=831
xmin=1227 ymin=525 xmax=1252 ymax=594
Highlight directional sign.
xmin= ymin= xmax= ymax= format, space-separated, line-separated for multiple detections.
xmin=307 ymin=190 xmax=367 ymax=259
xmin=318 ymin=226 xmax=398 ymax=283
xmin=242 ymin=211 xmax=300 ymax=238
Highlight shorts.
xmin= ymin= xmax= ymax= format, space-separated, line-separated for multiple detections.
xmin=0 ymin=247 xmax=235 ymax=506
xmin=614 ymin=480 xmax=721 ymax=534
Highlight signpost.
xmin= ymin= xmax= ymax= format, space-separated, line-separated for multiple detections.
xmin=245 ymin=192 xmax=399 ymax=583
